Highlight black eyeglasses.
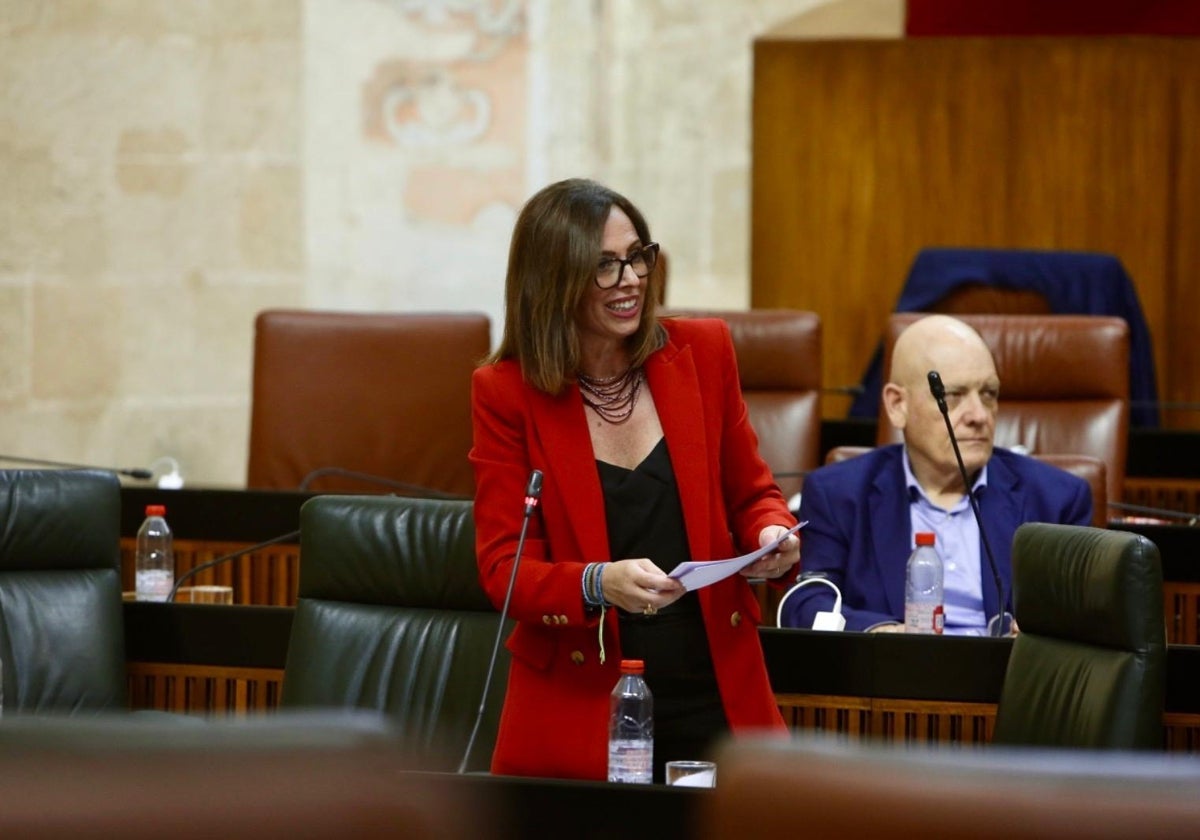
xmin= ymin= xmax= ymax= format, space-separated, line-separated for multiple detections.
xmin=595 ymin=242 xmax=659 ymax=289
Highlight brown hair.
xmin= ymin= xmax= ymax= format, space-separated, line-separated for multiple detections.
xmin=487 ymin=178 xmax=666 ymax=394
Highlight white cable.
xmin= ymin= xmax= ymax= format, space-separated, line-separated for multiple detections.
xmin=776 ymin=575 xmax=846 ymax=632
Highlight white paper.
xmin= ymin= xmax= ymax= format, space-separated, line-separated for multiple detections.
xmin=668 ymin=522 xmax=805 ymax=592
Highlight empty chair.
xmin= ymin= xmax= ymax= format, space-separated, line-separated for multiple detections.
xmin=877 ymin=313 xmax=1129 ymax=510
xmin=993 ymin=522 xmax=1166 ymax=749
xmin=661 ymin=309 xmax=822 ymax=501
xmin=280 ymin=495 xmax=507 ymax=772
xmin=850 ymin=248 xmax=1158 ymax=428
xmin=247 ymin=310 xmax=490 ymax=498
xmin=0 ymin=469 xmax=127 ymax=712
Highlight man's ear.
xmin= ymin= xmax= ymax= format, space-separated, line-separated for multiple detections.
xmin=881 ymin=382 xmax=908 ymax=431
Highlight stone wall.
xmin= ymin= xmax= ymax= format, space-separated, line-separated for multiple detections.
xmin=0 ymin=0 xmax=899 ymax=486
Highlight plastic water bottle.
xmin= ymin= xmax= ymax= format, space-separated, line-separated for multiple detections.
xmin=905 ymin=531 xmax=944 ymax=634
xmin=607 ymin=659 xmax=653 ymax=784
xmin=136 ymin=504 xmax=174 ymax=602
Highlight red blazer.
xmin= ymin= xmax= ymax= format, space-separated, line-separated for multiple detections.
xmin=470 ymin=317 xmax=792 ymax=780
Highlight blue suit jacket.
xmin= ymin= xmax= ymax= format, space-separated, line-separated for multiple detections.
xmin=780 ymin=445 xmax=1093 ymax=632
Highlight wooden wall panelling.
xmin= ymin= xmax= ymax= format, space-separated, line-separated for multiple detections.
xmin=752 ymin=37 xmax=1189 ymax=421
xmin=1167 ymin=41 xmax=1200 ymax=427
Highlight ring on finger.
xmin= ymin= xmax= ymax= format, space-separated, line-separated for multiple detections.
xmin=643 ymin=603 xmax=657 ymax=616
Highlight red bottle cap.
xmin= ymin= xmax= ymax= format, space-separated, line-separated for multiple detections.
xmin=619 ymin=659 xmax=645 ymax=674
xmin=915 ymin=532 xmax=935 ymax=546
xmin=145 ymin=504 xmax=166 ymax=517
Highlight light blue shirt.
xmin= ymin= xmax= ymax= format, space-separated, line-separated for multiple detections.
xmin=902 ymin=450 xmax=989 ymax=636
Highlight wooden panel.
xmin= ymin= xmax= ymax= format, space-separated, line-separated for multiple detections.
xmin=774 ymin=694 xmax=1197 ymax=752
xmin=1123 ymin=477 xmax=1200 ymax=519
xmin=121 ymin=538 xmax=300 ymax=606
xmin=126 ymin=662 xmax=284 ymax=716
xmin=1168 ymin=47 xmax=1200 ymax=426
xmin=1163 ymin=583 xmax=1200 ymax=646
xmin=752 ymin=37 xmax=1194 ymax=423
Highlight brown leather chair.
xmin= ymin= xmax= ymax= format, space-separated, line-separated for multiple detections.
xmin=823 ymin=446 xmax=1108 ymax=528
xmin=877 ymin=314 xmax=1129 ymax=510
xmin=703 ymin=735 xmax=1200 ymax=840
xmin=661 ymin=309 xmax=822 ymax=502
xmin=246 ymin=310 xmax=490 ymax=498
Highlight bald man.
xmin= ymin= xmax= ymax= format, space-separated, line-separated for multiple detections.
xmin=780 ymin=315 xmax=1092 ymax=634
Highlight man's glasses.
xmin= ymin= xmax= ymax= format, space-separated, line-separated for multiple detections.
xmin=595 ymin=242 xmax=660 ymax=289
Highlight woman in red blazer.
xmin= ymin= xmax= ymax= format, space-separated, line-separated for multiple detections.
xmin=471 ymin=178 xmax=798 ymax=782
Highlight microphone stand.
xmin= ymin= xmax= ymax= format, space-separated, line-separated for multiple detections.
xmin=927 ymin=371 xmax=1007 ymax=637
xmin=297 ymin=466 xmax=466 ymax=499
xmin=457 ymin=469 xmax=543 ymax=774
xmin=0 ymin=454 xmax=153 ymax=480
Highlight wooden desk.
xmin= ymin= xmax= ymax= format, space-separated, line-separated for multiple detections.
xmin=120 ymin=488 xmax=1200 ymax=648
xmin=123 ymin=604 xmax=1200 ymax=751
xmin=121 ymin=486 xmax=310 ymax=605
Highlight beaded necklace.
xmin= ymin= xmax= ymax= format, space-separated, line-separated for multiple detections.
xmin=577 ymin=366 xmax=645 ymax=424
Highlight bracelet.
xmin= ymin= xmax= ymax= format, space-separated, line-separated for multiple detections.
xmin=582 ymin=562 xmax=602 ymax=608
xmin=594 ymin=563 xmax=608 ymax=607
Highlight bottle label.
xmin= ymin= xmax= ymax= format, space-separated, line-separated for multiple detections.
xmin=904 ymin=602 xmax=944 ymax=635
xmin=607 ymin=738 xmax=653 ymax=784
xmin=136 ymin=569 xmax=173 ymax=602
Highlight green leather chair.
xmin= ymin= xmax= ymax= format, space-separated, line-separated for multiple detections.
xmin=281 ymin=495 xmax=509 ymax=772
xmin=993 ymin=522 xmax=1166 ymax=749
xmin=0 ymin=469 xmax=127 ymax=712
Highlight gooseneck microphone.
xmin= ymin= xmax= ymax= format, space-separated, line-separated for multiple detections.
xmin=297 ymin=466 xmax=466 ymax=499
xmin=166 ymin=530 xmax=301 ymax=603
xmin=0 ymin=453 xmax=153 ymax=480
xmin=927 ymin=371 xmax=1007 ymax=637
xmin=457 ymin=469 xmax=543 ymax=774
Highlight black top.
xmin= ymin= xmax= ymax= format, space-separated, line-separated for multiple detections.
xmin=597 ymin=438 xmax=728 ymax=782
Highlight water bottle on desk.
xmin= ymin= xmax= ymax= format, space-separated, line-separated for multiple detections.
xmin=607 ymin=658 xmax=653 ymax=784
xmin=905 ymin=531 xmax=944 ymax=634
xmin=135 ymin=504 xmax=174 ymax=602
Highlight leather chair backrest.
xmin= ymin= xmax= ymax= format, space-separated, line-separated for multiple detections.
xmin=823 ymin=447 xmax=1108 ymax=528
xmin=993 ymin=522 xmax=1166 ymax=749
xmin=661 ymin=309 xmax=821 ymax=499
xmin=0 ymin=470 xmax=127 ymax=711
xmin=246 ymin=309 xmax=490 ymax=497
xmin=878 ymin=313 xmax=1129 ymax=507
xmin=0 ymin=713 xmax=484 ymax=838
xmin=703 ymin=735 xmax=1200 ymax=839
xmin=281 ymin=495 xmax=507 ymax=772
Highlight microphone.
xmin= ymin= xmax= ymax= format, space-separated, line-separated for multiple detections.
xmin=457 ymin=468 xmax=543 ymax=774
xmin=1109 ymin=501 xmax=1199 ymax=526
xmin=166 ymin=529 xmax=301 ymax=603
xmin=297 ymin=466 xmax=467 ymax=499
xmin=927 ymin=370 xmax=1007 ymax=637
xmin=0 ymin=453 xmax=153 ymax=481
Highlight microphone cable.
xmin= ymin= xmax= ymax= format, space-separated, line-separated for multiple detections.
xmin=166 ymin=529 xmax=301 ymax=603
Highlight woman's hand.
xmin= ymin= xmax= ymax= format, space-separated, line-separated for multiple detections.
xmin=739 ymin=524 xmax=801 ymax=580
xmin=600 ymin=558 xmax=685 ymax=615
